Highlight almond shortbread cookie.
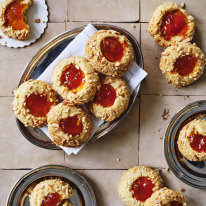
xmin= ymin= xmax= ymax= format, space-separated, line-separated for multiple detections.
xmin=13 ymin=79 xmax=58 ymax=128
xmin=119 ymin=166 xmax=164 ymax=206
xmin=149 ymin=2 xmax=195 ymax=48
xmin=85 ymin=29 xmax=134 ymax=77
xmin=89 ymin=76 xmax=130 ymax=122
xmin=0 ymin=0 xmax=33 ymax=40
xmin=178 ymin=119 xmax=206 ymax=162
xmin=160 ymin=42 xmax=205 ymax=87
xmin=52 ymin=57 xmax=99 ymax=105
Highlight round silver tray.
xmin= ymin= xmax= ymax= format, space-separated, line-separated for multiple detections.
xmin=16 ymin=24 xmax=144 ymax=150
xmin=7 ymin=165 xmax=96 ymax=206
xmin=164 ymin=100 xmax=206 ymax=188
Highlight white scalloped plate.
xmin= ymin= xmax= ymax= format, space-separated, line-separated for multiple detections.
xmin=0 ymin=0 xmax=48 ymax=48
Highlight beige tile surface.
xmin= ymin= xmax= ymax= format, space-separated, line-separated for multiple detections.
xmin=68 ymin=0 xmax=139 ymax=22
xmin=66 ymin=22 xmax=140 ymax=43
xmin=47 ymin=0 xmax=67 ymax=22
xmin=139 ymin=95 xmax=205 ymax=168
xmin=140 ymin=0 xmax=206 ymax=23
xmin=0 ymin=97 xmax=64 ymax=169
xmin=140 ymin=23 xmax=206 ymax=95
xmin=64 ymin=99 xmax=139 ymax=169
xmin=0 ymin=23 xmax=65 ymax=97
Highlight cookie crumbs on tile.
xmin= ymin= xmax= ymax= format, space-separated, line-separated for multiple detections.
xmin=131 ymin=24 xmax=136 ymax=28
xmin=34 ymin=18 xmax=41 ymax=23
xmin=180 ymin=2 xmax=185 ymax=8
xmin=162 ymin=109 xmax=170 ymax=120
xmin=180 ymin=188 xmax=185 ymax=192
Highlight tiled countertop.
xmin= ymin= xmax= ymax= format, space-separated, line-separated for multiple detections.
xmin=1 ymin=0 xmax=206 ymax=205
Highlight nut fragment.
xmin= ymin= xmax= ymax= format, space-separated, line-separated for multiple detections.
xmin=34 ymin=18 xmax=41 ymax=23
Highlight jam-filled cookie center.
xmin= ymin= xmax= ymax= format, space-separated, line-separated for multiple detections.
xmin=41 ymin=192 xmax=62 ymax=206
xmin=59 ymin=115 xmax=83 ymax=136
xmin=26 ymin=93 xmax=53 ymax=117
xmin=169 ymin=201 xmax=183 ymax=206
xmin=130 ymin=177 xmax=154 ymax=202
xmin=60 ymin=63 xmax=85 ymax=91
xmin=101 ymin=37 xmax=124 ymax=62
xmin=189 ymin=132 xmax=206 ymax=153
xmin=172 ymin=54 xmax=197 ymax=76
xmin=4 ymin=0 xmax=28 ymax=30
xmin=95 ymin=84 xmax=117 ymax=107
xmin=161 ymin=10 xmax=188 ymax=41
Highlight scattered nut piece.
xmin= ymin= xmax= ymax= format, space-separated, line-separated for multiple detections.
xmin=180 ymin=188 xmax=185 ymax=192
xmin=131 ymin=24 xmax=136 ymax=28
xmin=166 ymin=167 xmax=169 ymax=172
xmin=0 ymin=35 xmax=2 ymax=39
xmin=159 ymin=93 xmax=163 ymax=97
xmin=180 ymin=2 xmax=185 ymax=8
xmin=116 ymin=158 xmax=120 ymax=162
xmin=4 ymin=41 xmax=7 ymax=44
xmin=43 ymin=20 xmax=45 ymax=23
xmin=34 ymin=18 xmax=41 ymax=23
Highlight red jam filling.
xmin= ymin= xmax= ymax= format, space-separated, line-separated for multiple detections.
xmin=170 ymin=201 xmax=183 ymax=206
xmin=189 ymin=133 xmax=206 ymax=153
xmin=41 ymin=193 xmax=62 ymax=206
xmin=100 ymin=37 xmax=125 ymax=62
xmin=130 ymin=177 xmax=154 ymax=202
xmin=25 ymin=93 xmax=53 ymax=117
xmin=4 ymin=0 xmax=28 ymax=30
xmin=95 ymin=84 xmax=117 ymax=107
xmin=161 ymin=10 xmax=188 ymax=41
xmin=59 ymin=115 xmax=83 ymax=136
xmin=60 ymin=63 xmax=84 ymax=91
xmin=172 ymin=54 xmax=197 ymax=76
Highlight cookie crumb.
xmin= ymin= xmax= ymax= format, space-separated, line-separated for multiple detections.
xmin=160 ymin=137 xmax=163 ymax=139
xmin=162 ymin=109 xmax=170 ymax=120
xmin=131 ymin=24 xmax=136 ymax=28
xmin=43 ymin=20 xmax=45 ymax=23
xmin=180 ymin=2 xmax=185 ymax=8
xmin=4 ymin=41 xmax=7 ymax=44
xmin=159 ymin=93 xmax=163 ymax=97
xmin=34 ymin=18 xmax=41 ymax=23
xmin=155 ymin=56 xmax=158 ymax=60
xmin=180 ymin=188 xmax=185 ymax=192
xmin=0 ymin=35 xmax=2 ymax=39
xmin=116 ymin=158 xmax=120 ymax=162
xmin=166 ymin=167 xmax=169 ymax=172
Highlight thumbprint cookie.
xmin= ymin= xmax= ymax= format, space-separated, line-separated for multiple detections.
xmin=13 ymin=79 xmax=58 ymax=128
xmin=160 ymin=42 xmax=206 ymax=87
xmin=29 ymin=179 xmax=73 ymax=206
xmin=0 ymin=0 xmax=33 ymax=40
xmin=149 ymin=2 xmax=195 ymax=48
xmin=85 ymin=29 xmax=134 ymax=77
xmin=145 ymin=188 xmax=187 ymax=206
xmin=52 ymin=57 xmax=99 ymax=105
xmin=118 ymin=166 xmax=164 ymax=206
xmin=47 ymin=101 xmax=92 ymax=148
xmin=177 ymin=119 xmax=206 ymax=162
xmin=89 ymin=76 xmax=130 ymax=122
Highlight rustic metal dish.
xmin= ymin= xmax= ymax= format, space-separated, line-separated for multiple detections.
xmin=16 ymin=24 xmax=144 ymax=150
xmin=7 ymin=165 xmax=96 ymax=206
xmin=164 ymin=100 xmax=206 ymax=188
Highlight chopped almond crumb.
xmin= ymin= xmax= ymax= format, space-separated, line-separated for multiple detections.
xmin=180 ymin=188 xmax=185 ymax=192
xmin=180 ymin=2 xmax=185 ymax=8
xmin=43 ymin=20 xmax=45 ymax=23
xmin=116 ymin=158 xmax=120 ymax=162
xmin=34 ymin=18 xmax=41 ymax=23
xmin=131 ymin=24 xmax=136 ymax=28
xmin=166 ymin=167 xmax=169 ymax=171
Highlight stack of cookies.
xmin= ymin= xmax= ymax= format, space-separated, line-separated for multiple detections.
xmin=149 ymin=2 xmax=206 ymax=87
xmin=13 ymin=29 xmax=135 ymax=148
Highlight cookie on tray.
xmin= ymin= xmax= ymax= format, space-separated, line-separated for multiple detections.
xmin=177 ymin=119 xmax=206 ymax=162
xmin=118 ymin=166 xmax=164 ymax=206
xmin=149 ymin=2 xmax=195 ymax=48
xmin=160 ymin=42 xmax=206 ymax=87
xmin=85 ymin=29 xmax=134 ymax=77
xmin=145 ymin=187 xmax=187 ymax=206
xmin=13 ymin=79 xmax=58 ymax=128
xmin=0 ymin=0 xmax=33 ymax=40
xmin=52 ymin=57 xmax=99 ymax=105
xmin=47 ymin=101 xmax=92 ymax=148
xmin=89 ymin=76 xmax=130 ymax=122
xmin=29 ymin=179 xmax=73 ymax=206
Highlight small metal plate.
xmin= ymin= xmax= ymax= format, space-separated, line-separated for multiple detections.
xmin=164 ymin=100 xmax=206 ymax=188
xmin=16 ymin=24 xmax=144 ymax=150
xmin=7 ymin=165 xmax=96 ymax=206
